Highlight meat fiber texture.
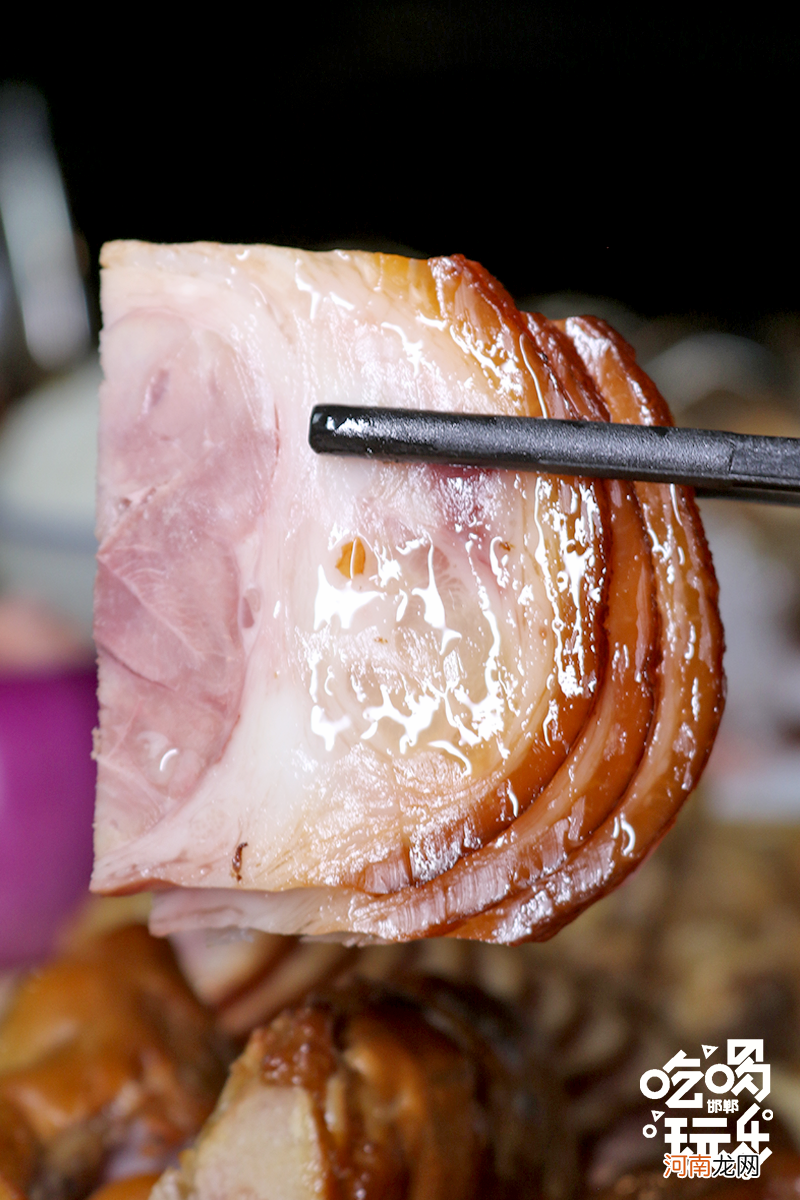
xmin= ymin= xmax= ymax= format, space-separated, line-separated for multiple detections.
xmin=93 ymin=242 xmax=724 ymax=944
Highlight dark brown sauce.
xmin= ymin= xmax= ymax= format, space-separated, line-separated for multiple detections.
xmin=231 ymin=842 xmax=248 ymax=883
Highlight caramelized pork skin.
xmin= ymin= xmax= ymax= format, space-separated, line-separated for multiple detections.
xmin=152 ymin=977 xmax=575 ymax=1200
xmin=94 ymin=243 xmax=724 ymax=943
xmin=452 ymin=317 xmax=726 ymax=941
xmin=0 ymin=927 xmax=230 ymax=1200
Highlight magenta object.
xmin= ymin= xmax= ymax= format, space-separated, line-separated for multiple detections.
xmin=0 ymin=666 xmax=97 ymax=967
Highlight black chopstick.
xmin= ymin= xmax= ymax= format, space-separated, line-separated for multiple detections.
xmin=308 ymin=405 xmax=800 ymax=506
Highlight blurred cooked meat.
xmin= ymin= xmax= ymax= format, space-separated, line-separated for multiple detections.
xmin=0 ymin=926 xmax=231 ymax=1200
xmin=84 ymin=1177 xmax=160 ymax=1200
xmin=151 ymin=977 xmax=575 ymax=1200
xmin=169 ymin=929 xmax=354 ymax=1037
xmin=7 ymin=818 xmax=800 ymax=1200
xmin=0 ymin=1095 xmax=38 ymax=1200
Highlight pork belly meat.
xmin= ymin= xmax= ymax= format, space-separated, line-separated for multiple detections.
xmin=93 ymin=243 xmax=724 ymax=941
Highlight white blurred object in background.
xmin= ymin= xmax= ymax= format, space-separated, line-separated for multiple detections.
xmin=645 ymin=332 xmax=782 ymax=414
xmin=650 ymin=326 xmax=800 ymax=820
xmin=0 ymin=84 xmax=90 ymax=375
xmin=701 ymin=506 xmax=800 ymax=819
xmin=0 ymin=357 xmax=99 ymax=634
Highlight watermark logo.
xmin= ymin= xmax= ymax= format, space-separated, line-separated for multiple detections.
xmin=639 ymin=1039 xmax=771 ymax=1179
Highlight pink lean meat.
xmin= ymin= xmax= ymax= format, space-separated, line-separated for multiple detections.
xmin=92 ymin=243 xmax=724 ymax=943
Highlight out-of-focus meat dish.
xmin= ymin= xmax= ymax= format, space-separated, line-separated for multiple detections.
xmin=150 ymin=976 xmax=574 ymax=1200
xmin=0 ymin=927 xmax=575 ymax=1200
xmin=92 ymin=242 xmax=724 ymax=942
xmin=0 ymin=926 xmax=230 ymax=1200
xmin=8 ymin=818 xmax=800 ymax=1199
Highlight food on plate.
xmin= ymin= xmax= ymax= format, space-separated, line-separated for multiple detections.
xmin=92 ymin=242 xmax=724 ymax=942
xmin=150 ymin=976 xmax=574 ymax=1200
xmin=0 ymin=926 xmax=231 ymax=1200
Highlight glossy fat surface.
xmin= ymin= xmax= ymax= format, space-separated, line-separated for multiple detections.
xmin=95 ymin=245 xmax=724 ymax=944
xmin=93 ymin=244 xmax=604 ymax=898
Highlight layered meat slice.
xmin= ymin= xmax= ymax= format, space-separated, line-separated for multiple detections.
xmin=93 ymin=242 xmax=724 ymax=942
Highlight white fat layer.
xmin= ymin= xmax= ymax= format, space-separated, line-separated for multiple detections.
xmin=93 ymin=244 xmax=594 ymax=896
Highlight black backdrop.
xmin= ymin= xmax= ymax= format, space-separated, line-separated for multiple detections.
xmin=2 ymin=4 xmax=797 ymax=332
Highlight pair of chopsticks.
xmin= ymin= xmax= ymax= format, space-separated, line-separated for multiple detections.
xmin=309 ymin=406 xmax=800 ymax=506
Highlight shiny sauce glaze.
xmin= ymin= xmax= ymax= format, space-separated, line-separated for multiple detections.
xmin=93 ymin=243 xmax=724 ymax=943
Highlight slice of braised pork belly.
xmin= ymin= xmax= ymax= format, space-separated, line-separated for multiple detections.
xmin=93 ymin=243 xmax=724 ymax=943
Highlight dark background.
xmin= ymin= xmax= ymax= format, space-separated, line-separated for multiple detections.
xmin=2 ymin=4 xmax=798 ymax=332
